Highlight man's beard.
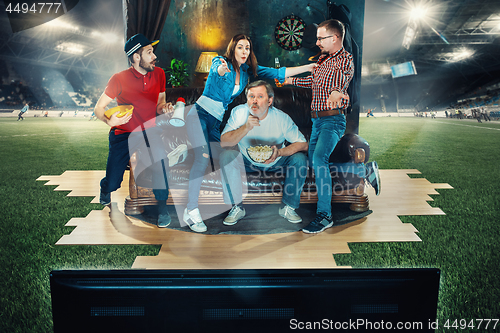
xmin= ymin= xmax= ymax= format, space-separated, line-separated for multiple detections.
xmin=139 ymin=58 xmax=155 ymax=72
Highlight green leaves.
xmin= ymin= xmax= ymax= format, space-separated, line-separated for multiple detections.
xmin=164 ymin=59 xmax=189 ymax=88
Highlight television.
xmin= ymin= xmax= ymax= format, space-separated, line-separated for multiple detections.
xmin=50 ymin=268 xmax=440 ymax=332
xmin=391 ymin=61 xmax=418 ymax=78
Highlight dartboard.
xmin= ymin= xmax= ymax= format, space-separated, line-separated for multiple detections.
xmin=274 ymin=15 xmax=306 ymax=51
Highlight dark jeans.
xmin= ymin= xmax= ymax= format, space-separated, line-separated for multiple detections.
xmin=100 ymin=128 xmax=169 ymax=201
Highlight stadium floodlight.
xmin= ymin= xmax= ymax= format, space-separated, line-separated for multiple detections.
xmin=44 ymin=19 xmax=79 ymax=33
xmin=402 ymin=2 xmax=436 ymax=49
xmin=55 ymin=42 xmax=85 ymax=55
xmin=450 ymin=48 xmax=474 ymax=62
xmin=361 ymin=66 xmax=369 ymax=77
xmin=410 ymin=6 xmax=428 ymax=20
xmin=101 ymin=32 xmax=120 ymax=44
xmin=380 ymin=64 xmax=393 ymax=75
xmin=91 ymin=31 xmax=120 ymax=44
xmin=403 ymin=24 xmax=417 ymax=49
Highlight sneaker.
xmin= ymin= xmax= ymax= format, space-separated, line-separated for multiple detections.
xmin=365 ymin=161 xmax=381 ymax=196
xmin=279 ymin=205 xmax=302 ymax=223
xmin=99 ymin=190 xmax=111 ymax=206
xmin=302 ymin=213 xmax=333 ymax=234
xmin=157 ymin=201 xmax=171 ymax=228
xmin=183 ymin=208 xmax=207 ymax=233
xmin=223 ymin=205 xmax=246 ymax=226
xmin=167 ymin=144 xmax=188 ymax=167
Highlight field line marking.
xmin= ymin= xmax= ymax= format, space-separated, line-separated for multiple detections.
xmin=433 ymin=121 xmax=500 ymax=131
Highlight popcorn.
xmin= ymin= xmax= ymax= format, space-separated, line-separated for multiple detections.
xmin=247 ymin=145 xmax=273 ymax=163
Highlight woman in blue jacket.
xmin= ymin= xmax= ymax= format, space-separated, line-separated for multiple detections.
xmin=183 ymin=34 xmax=314 ymax=232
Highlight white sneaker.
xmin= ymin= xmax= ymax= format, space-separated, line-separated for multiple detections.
xmin=167 ymin=144 xmax=188 ymax=167
xmin=183 ymin=208 xmax=207 ymax=232
xmin=279 ymin=205 xmax=302 ymax=223
xmin=223 ymin=205 xmax=246 ymax=226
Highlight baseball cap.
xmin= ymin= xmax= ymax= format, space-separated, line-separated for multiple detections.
xmin=124 ymin=33 xmax=159 ymax=56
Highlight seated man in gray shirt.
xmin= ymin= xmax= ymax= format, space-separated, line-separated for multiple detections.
xmin=219 ymin=80 xmax=308 ymax=225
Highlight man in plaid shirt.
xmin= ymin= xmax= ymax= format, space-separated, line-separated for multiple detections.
xmin=286 ymin=19 xmax=354 ymax=234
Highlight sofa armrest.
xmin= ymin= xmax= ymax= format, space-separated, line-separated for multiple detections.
xmin=354 ymin=147 xmax=365 ymax=164
xmin=330 ymin=133 xmax=370 ymax=164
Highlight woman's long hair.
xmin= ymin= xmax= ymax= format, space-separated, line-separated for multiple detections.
xmin=223 ymin=34 xmax=258 ymax=77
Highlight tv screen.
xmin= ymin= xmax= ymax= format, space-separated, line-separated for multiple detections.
xmin=50 ymin=268 xmax=440 ymax=332
xmin=391 ymin=61 xmax=417 ymax=78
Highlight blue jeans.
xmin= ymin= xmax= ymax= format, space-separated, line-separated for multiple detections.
xmin=219 ymin=149 xmax=308 ymax=209
xmin=100 ymin=128 xmax=169 ymax=201
xmin=186 ymin=105 xmax=225 ymax=210
xmin=309 ymin=115 xmax=346 ymax=216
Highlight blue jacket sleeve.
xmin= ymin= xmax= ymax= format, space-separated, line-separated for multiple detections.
xmin=255 ymin=66 xmax=287 ymax=83
xmin=202 ymin=56 xmax=236 ymax=106
xmin=210 ymin=57 xmax=225 ymax=76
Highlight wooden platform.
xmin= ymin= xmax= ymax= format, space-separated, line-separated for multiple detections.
xmin=37 ymin=169 xmax=452 ymax=269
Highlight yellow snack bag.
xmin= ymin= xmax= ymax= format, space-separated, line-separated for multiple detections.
xmin=104 ymin=105 xmax=134 ymax=119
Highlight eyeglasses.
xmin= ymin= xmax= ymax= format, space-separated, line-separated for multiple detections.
xmin=316 ymin=35 xmax=337 ymax=42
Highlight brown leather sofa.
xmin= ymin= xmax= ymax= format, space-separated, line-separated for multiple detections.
xmin=125 ymin=86 xmax=371 ymax=215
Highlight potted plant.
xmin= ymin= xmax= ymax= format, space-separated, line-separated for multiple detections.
xmin=164 ymin=59 xmax=189 ymax=88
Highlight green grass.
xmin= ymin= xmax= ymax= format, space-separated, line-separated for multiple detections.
xmin=0 ymin=116 xmax=499 ymax=332
xmin=335 ymin=117 xmax=500 ymax=330
xmin=0 ymin=118 xmax=161 ymax=332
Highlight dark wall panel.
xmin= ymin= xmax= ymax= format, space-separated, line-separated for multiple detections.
xmin=157 ymin=0 xmax=365 ymax=132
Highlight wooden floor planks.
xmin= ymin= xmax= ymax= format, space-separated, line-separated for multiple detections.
xmin=37 ymin=169 xmax=452 ymax=269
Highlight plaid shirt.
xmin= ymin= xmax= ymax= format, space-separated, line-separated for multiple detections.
xmin=291 ymin=47 xmax=353 ymax=112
